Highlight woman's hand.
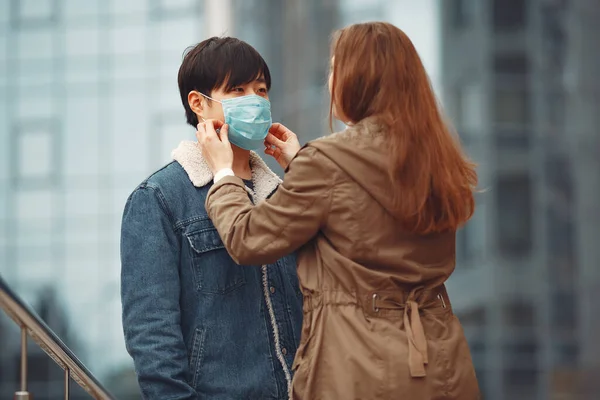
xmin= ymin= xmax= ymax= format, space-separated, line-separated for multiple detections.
xmin=196 ymin=119 xmax=234 ymax=174
xmin=264 ymin=123 xmax=301 ymax=170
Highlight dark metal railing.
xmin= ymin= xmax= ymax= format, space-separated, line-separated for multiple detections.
xmin=0 ymin=277 xmax=115 ymax=400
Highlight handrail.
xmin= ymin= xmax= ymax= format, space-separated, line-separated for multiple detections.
xmin=0 ymin=276 xmax=116 ymax=400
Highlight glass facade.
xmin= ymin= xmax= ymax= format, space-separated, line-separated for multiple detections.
xmin=1 ymin=0 xmax=205 ymax=397
xmin=441 ymin=0 xmax=600 ymax=398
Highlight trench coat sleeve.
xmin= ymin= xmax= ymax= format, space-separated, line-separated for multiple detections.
xmin=206 ymin=146 xmax=335 ymax=265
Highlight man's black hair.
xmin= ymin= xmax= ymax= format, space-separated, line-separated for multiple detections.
xmin=178 ymin=37 xmax=272 ymax=127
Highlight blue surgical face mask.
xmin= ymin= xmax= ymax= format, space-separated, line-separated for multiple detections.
xmin=200 ymin=93 xmax=272 ymax=150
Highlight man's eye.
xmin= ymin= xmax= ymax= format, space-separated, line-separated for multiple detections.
xmin=258 ymin=88 xmax=267 ymax=93
xmin=232 ymin=87 xmax=243 ymax=92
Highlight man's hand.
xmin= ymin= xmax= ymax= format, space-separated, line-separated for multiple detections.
xmin=196 ymin=119 xmax=234 ymax=174
xmin=264 ymin=123 xmax=301 ymax=170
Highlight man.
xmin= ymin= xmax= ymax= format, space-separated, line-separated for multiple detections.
xmin=120 ymin=37 xmax=303 ymax=400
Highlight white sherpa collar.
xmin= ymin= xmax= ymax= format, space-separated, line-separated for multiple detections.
xmin=171 ymin=140 xmax=281 ymax=203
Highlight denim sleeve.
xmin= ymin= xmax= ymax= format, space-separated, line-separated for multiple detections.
xmin=120 ymin=185 xmax=197 ymax=400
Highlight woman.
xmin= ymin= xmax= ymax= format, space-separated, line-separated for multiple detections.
xmin=197 ymin=22 xmax=480 ymax=399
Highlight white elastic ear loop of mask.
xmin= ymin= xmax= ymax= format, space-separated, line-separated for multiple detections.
xmin=200 ymin=92 xmax=222 ymax=104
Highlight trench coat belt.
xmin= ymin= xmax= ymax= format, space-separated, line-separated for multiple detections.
xmin=371 ymin=287 xmax=446 ymax=378
xmin=404 ymin=294 xmax=428 ymax=377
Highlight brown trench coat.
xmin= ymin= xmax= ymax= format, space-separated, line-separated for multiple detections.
xmin=206 ymin=118 xmax=480 ymax=399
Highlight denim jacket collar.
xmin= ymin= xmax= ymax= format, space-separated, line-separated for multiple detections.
xmin=172 ymin=140 xmax=281 ymax=203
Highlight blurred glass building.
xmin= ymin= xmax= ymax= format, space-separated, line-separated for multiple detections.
xmin=0 ymin=0 xmax=212 ymax=397
xmin=441 ymin=0 xmax=600 ymax=399
xmin=1 ymin=0 xmax=597 ymax=399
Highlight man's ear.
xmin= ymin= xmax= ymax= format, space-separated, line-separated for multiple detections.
xmin=188 ymin=91 xmax=204 ymax=117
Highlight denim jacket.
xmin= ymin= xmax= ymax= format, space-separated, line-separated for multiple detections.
xmin=121 ymin=141 xmax=303 ymax=400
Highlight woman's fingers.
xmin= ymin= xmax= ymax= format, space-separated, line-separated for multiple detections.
xmin=204 ymin=120 xmax=217 ymax=143
xmin=264 ymin=145 xmax=281 ymax=158
xmin=196 ymin=122 xmax=206 ymax=143
xmin=269 ymin=123 xmax=292 ymax=140
xmin=207 ymin=119 xmax=225 ymax=130
xmin=265 ymin=133 xmax=285 ymax=147
xmin=218 ymin=123 xmax=229 ymax=144
xmin=269 ymin=123 xmax=284 ymax=134
xmin=196 ymin=119 xmax=234 ymax=173
xmin=198 ymin=119 xmax=228 ymax=144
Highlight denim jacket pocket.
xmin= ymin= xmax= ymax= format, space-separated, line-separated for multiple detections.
xmin=186 ymin=228 xmax=247 ymax=294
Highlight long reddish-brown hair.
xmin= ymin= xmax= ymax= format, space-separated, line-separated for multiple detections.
xmin=329 ymin=22 xmax=477 ymax=234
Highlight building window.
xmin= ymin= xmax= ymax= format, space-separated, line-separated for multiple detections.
xmin=503 ymin=340 xmax=538 ymax=362
xmin=0 ymin=1 xmax=9 ymax=26
xmin=449 ymin=0 xmax=474 ymax=29
xmin=553 ymin=341 xmax=578 ymax=367
xmin=494 ymin=53 xmax=529 ymax=76
xmin=551 ymin=292 xmax=576 ymax=330
xmin=545 ymin=155 xmax=575 ymax=264
xmin=493 ymin=0 xmax=527 ymax=31
xmin=457 ymin=227 xmax=468 ymax=263
xmin=150 ymin=0 xmax=200 ymax=20
xmin=503 ymin=367 xmax=538 ymax=399
xmin=454 ymin=82 xmax=484 ymax=139
xmin=111 ymin=0 xmax=149 ymax=16
xmin=493 ymin=83 xmax=531 ymax=148
xmin=458 ymin=199 xmax=487 ymax=264
xmin=496 ymin=174 xmax=532 ymax=257
xmin=493 ymin=53 xmax=530 ymax=148
xmin=63 ymin=0 xmax=100 ymax=19
xmin=493 ymin=85 xmax=529 ymax=126
xmin=11 ymin=119 xmax=60 ymax=189
xmin=503 ymin=301 xmax=534 ymax=329
xmin=457 ymin=307 xmax=486 ymax=340
xmin=17 ymin=29 xmax=56 ymax=59
xmin=11 ymin=0 xmax=58 ymax=28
